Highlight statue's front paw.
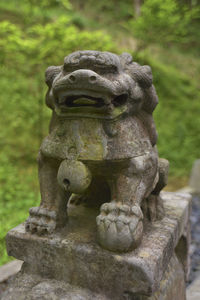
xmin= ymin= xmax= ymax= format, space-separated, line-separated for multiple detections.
xmin=25 ymin=207 xmax=64 ymax=235
xmin=96 ymin=203 xmax=143 ymax=252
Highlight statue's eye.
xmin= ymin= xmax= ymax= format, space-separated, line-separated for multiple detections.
xmin=112 ymin=94 xmax=128 ymax=107
xmin=107 ymin=65 xmax=118 ymax=74
xmin=93 ymin=65 xmax=118 ymax=75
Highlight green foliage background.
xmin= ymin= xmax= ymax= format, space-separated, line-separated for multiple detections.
xmin=0 ymin=0 xmax=200 ymax=265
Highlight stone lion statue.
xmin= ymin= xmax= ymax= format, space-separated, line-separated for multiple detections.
xmin=25 ymin=51 xmax=169 ymax=252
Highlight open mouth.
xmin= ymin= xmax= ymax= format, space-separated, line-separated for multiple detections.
xmin=58 ymin=93 xmax=128 ymax=109
xmin=62 ymin=95 xmax=105 ymax=108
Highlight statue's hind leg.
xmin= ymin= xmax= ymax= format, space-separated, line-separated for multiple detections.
xmin=142 ymin=158 xmax=169 ymax=221
xmin=25 ymin=152 xmax=71 ymax=234
xmin=97 ymin=152 xmax=158 ymax=252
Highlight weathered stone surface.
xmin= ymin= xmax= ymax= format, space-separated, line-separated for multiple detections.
xmin=1 ymin=272 xmax=109 ymax=300
xmin=3 ymin=192 xmax=191 ymax=300
xmin=148 ymin=254 xmax=186 ymax=300
xmin=1 ymin=254 xmax=185 ymax=300
xmin=25 ymin=50 xmax=169 ymax=252
xmin=0 ymin=260 xmax=22 ymax=283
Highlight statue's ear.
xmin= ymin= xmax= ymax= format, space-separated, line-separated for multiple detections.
xmin=130 ymin=65 xmax=153 ymax=89
xmin=45 ymin=66 xmax=61 ymax=110
xmin=45 ymin=66 xmax=61 ymax=87
xmin=128 ymin=62 xmax=158 ymax=115
xmin=119 ymin=52 xmax=133 ymax=65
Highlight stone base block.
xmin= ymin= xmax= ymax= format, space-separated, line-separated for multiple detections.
xmin=2 ymin=253 xmax=185 ymax=300
xmin=2 ymin=192 xmax=191 ymax=300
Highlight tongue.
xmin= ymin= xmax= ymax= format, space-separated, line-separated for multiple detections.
xmin=73 ymin=98 xmax=96 ymax=105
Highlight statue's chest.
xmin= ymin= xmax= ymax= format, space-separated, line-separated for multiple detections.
xmin=40 ymin=117 xmax=152 ymax=161
xmin=105 ymin=117 xmax=152 ymax=159
xmin=41 ymin=119 xmax=108 ymax=160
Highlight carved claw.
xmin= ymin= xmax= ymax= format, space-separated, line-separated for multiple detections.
xmin=96 ymin=203 xmax=143 ymax=252
xmin=25 ymin=207 xmax=65 ymax=235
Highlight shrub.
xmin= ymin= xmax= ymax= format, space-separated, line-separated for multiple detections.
xmin=129 ymin=0 xmax=195 ymax=47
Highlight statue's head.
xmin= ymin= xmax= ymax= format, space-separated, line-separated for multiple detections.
xmin=45 ymin=50 xmax=158 ymax=120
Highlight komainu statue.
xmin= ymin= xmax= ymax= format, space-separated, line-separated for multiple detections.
xmin=25 ymin=51 xmax=169 ymax=252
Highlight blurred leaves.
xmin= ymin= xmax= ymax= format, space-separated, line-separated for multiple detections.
xmin=0 ymin=155 xmax=39 ymax=265
xmin=129 ymin=0 xmax=200 ymax=48
xmin=0 ymin=15 xmax=115 ymax=68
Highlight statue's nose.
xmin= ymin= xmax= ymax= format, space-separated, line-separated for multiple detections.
xmin=67 ymin=70 xmax=97 ymax=84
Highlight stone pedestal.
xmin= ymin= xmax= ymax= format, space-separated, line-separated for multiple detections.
xmin=2 ymin=192 xmax=191 ymax=300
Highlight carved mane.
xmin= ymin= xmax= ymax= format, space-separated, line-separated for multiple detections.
xmin=120 ymin=53 xmax=158 ymax=146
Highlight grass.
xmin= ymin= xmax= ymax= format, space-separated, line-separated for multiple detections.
xmin=0 ymin=161 xmax=39 ymax=265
